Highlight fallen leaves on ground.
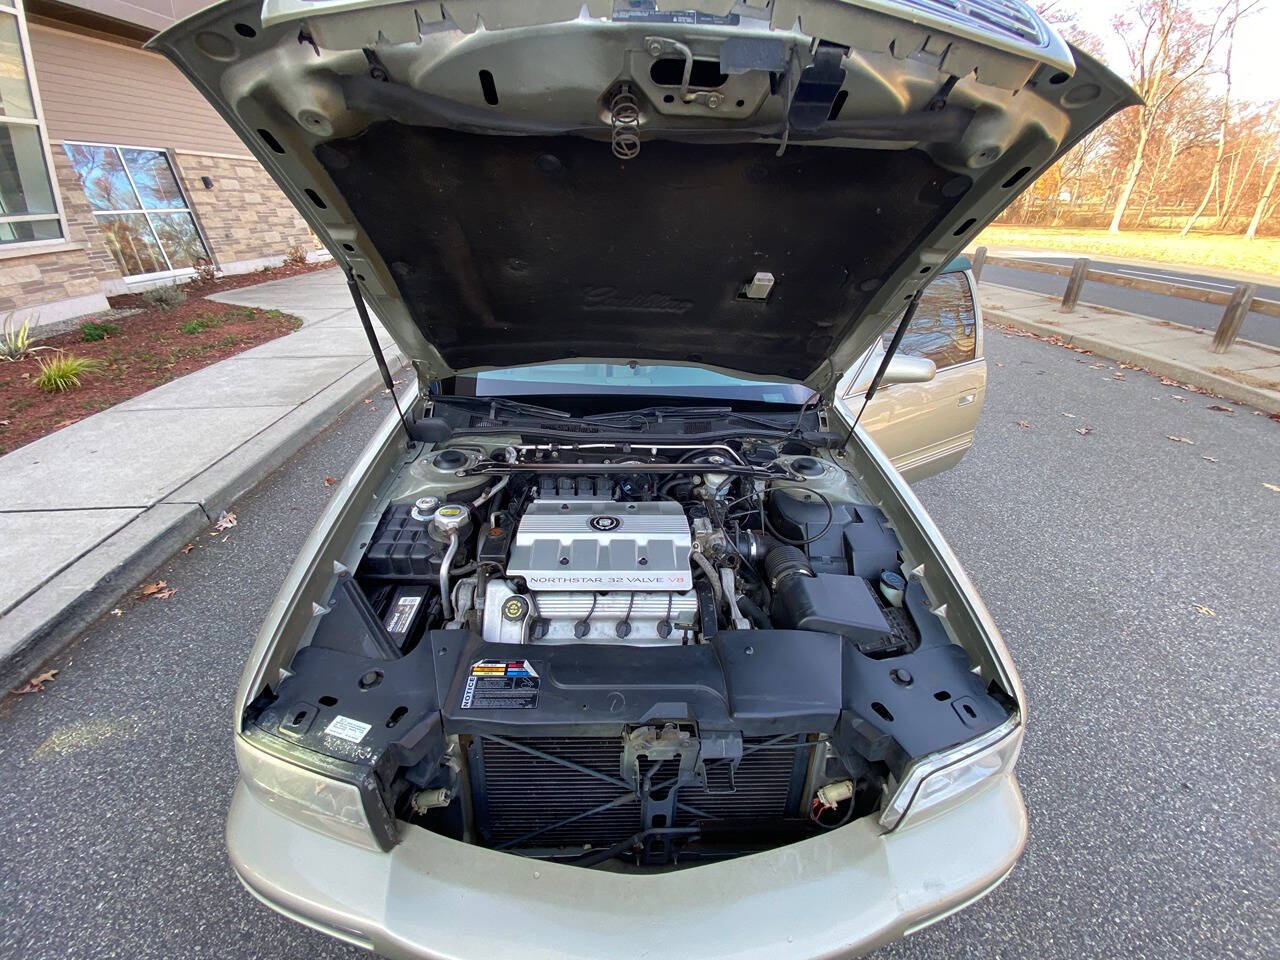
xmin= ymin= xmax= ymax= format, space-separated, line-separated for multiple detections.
xmin=323 ymin=476 xmax=337 ymax=487
xmin=1015 ymin=420 xmax=1031 ymax=428
xmin=1264 ymin=482 xmax=1280 ymax=493
xmin=1166 ymin=435 xmax=1195 ymax=444
xmin=110 ymin=608 xmax=123 ymax=617
xmin=1111 ymin=372 xmax=1126 ymax=380
xmin=209 ymin=510 xmax=237 ymax=535
xmin=181 ymin=542 xmax=195 ymax=554
xmin=1193 ymin=603 xmax=1216 ymax=617
xmin=1171 ymin=394 xmax=1188 ymax=402
xmin=1159 ymin=376 xmax=1180 ymax=386
xmin=139 ymin=580 xmax=177 ymax=601
xmin=1207 ymin=404 xmax=1234 ymax=413
xmin=1076 ymin=426 xmax=1093 ymax=436
xmin=13 ymin=669 xmax=58 ymax=694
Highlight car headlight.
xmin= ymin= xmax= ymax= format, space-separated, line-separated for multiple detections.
xmin=879 ymin=718 xmax=1023 ymax=831
xmin=235 ymin=736 xmax=383 ymax=851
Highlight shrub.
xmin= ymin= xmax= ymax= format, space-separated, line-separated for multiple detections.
xmin=34 ymin=352 xmax=101 ymax=393
xmin=80 ymin=320 xmax=120 ymax=342
xmin=282 ymin=244 xmax=309 ymax=268
xmin=1 ymin=315 xmax=49 ymax=361
xmin=141 ymin=284 xmax=187 ymax=310
xmin=191 ymin=259 xmax=218 ymax=285
xmin=179 ymin=314 xmax=219 ymax=335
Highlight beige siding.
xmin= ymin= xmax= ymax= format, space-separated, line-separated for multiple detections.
xmin=27 ymin=24 xmax=250 ymax=156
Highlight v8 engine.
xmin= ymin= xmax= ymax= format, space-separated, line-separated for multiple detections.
xmin=245 ymin=437 xmax=1015 ymax=869
xmin=461 ymin=487 xmax=699 ymax=645
xmin=506 ymin=499 xmax=693 ymax=592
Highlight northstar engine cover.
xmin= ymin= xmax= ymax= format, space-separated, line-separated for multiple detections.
xmin=506 ymin=501 xmax=692 ymax=591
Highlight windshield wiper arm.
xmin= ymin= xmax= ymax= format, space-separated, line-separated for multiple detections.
xmin=434 ymin=395 xmax=572 ymax=420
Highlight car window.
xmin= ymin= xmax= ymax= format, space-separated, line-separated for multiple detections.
xmin=882 ymin=273 xmax=976 ymax=369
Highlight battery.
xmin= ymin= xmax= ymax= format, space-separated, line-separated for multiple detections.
xmin=382 ymin=585 xmax=428 ymax=650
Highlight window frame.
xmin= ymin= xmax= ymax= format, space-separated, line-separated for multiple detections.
xmin=0 ymin=0 xmax=69 ymax=250
xmin=837 ymin=268 xmax=984 ymax=402
xmin=886 ymin=270 xmax=980 ymax=372
xmin=62 ymin=139 xmax=214 ymax=282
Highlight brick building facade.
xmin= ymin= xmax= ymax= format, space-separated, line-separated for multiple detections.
xmin=1 ymin=0 xmax=315 ymax=331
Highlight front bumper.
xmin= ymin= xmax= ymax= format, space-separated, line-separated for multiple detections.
xmin=227 ymin=773 xmax=1027 ymax=959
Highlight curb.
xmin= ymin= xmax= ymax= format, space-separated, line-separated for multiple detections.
xmin=985 ymin=308 xmax=1280 ymax=415
xmin=0 ymin=356 xmax=401 ymax=692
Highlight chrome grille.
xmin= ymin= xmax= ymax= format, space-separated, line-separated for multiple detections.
xmin=902 ymin=0 xmax=1046 ymax=45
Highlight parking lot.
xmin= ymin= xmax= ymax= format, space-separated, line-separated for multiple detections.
xmin=1 ymin=326 xmax=1276 ymax=959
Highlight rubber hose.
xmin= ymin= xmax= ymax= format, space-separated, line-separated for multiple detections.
xmin=763 ymin=544 xmax=813 ymax=589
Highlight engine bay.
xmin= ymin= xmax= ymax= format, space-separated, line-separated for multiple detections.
xmin=244 ymin=421 xmax=1014 ymax=867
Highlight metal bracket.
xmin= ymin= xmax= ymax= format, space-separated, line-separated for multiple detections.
xmin=787 ymin=40 xmax=848 ymax=131
xmin=645 ymin=36 xmax=726 ymax=109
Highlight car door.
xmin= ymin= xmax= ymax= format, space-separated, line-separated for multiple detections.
xmin=839 ymin=268 xmax=986 ymax=481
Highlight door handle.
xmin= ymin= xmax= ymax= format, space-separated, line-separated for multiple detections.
xmin=957 ymin=394 xmax=975 ymax=406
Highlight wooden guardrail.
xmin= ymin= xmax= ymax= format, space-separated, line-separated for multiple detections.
xmin=970 ymin=247 xmax=1279 ymax=354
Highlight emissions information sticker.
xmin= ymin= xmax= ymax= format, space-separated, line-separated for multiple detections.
xmin=324 ymin=714 xmax=372 ymax=743
xmin=461 ymin=659 xmax=540 ymax=710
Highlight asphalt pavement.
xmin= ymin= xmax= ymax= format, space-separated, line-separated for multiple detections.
xmin=984 ymin=257 xmax=1280 ymax=349
xmin=2 ymin=332 xmax=1278 ymax=959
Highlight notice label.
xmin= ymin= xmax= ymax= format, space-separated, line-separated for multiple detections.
xmin=324 ymin=714 xmax=372 ymax=743
xmin=461 ymin=659 xmax=540 ymax=709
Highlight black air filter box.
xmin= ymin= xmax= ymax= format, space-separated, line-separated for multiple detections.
xmin=773 ymin=573 xmax=892 ymax=652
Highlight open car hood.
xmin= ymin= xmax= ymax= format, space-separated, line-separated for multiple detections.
xmin=151 ymin=0 xmax=1136 ymax=396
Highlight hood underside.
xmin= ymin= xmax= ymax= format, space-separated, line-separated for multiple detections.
xmin=150 ymin=0 xmax=1137 ymax=395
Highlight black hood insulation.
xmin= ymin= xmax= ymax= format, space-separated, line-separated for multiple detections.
xmin=316 ymin=123 xmax=966 ymax=379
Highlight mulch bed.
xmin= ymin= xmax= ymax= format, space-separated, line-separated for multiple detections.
xmin=1 ymin=291 xmax=303 ymax=456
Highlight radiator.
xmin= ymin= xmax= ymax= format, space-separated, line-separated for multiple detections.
xmin=471 ymin=735 xmax=807 ymax=850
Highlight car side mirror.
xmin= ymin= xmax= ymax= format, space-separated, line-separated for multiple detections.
xmin=880 ymin=355 xmax=936 ymax=385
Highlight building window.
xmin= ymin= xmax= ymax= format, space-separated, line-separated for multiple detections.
xmin=63 ymin=143 xmax=210 ymax=278
xmin=0 ymin=0 xmax=64 ymax=245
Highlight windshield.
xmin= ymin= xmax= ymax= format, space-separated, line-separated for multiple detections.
xmin=466 ymin=363 xmax=815 ymax=405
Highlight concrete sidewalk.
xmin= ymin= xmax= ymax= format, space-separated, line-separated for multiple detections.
xmin=979 ymin=282 xmax=1280 ymax=414
xmin=0 ymin=267 xmax=405 ymax=687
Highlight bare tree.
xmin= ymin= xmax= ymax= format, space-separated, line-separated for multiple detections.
xmin=1106 ymin=0 xmax=1241 ymax=233
xmin=1178 ymin=0 xmax=1259 ymax=235
xmin=1245 ymin=114 xmax=1280 ymax=239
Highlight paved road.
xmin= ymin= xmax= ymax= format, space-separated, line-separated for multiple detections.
xmin=2 ymin=337 xmax=1277 ymax=959
xmin=984 ymin=256 xmax=1280 ymax=348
